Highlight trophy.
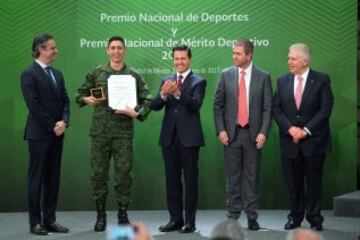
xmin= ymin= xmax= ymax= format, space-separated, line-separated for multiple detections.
xmin=90 ymin=86 xmax=106 ymax=100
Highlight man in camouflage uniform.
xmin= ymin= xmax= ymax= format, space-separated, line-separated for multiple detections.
xmin=76 ymin=36 xmax=151 ymax=232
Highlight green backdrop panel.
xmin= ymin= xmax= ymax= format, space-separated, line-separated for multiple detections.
xmin=0 ymin=0 xmax=356 ymax=211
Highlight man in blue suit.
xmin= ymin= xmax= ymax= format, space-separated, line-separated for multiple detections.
xmin=273 ymin=43 xmax=334 ymax=231
xmin=151 ymin=45 xmax=206 ymax=233
xmin=20 ymin=34 xmax=70 ymax=235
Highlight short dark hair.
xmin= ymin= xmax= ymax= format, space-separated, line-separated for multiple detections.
xmin=234 ymin=39 xmax=254 ymax=55
xmin=172 ymin=44 xmax=192 ymax=58
xmin=108 ymin=36 xmax=126 ymax=48
xmin=32 ymin=33 xmax=54 ymax=58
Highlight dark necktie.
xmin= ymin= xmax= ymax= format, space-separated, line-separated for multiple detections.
xmin=45 ymin=66 xmax=57 ymax=89
xmin=177 ymin=74 xmax=183 ymax=90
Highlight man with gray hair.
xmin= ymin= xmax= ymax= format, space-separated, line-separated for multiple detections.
xmin=273 ymin=43 xmax=334 ymax=231
xmin=286 ymin=228 xmax=324 ymax=240
xmin=211 ymin=220 xmax=245 ymax=240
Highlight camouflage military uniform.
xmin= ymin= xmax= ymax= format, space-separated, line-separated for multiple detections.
xmin=76 ymin=63 xmax=151 ymax=205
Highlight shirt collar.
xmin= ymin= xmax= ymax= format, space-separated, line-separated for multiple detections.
xmin=177 ymin=68 xmax=191 ymax=81
xmin=35 ymin=59 xmax=49 ymax=69
xmin=296 ymin=67 xmax=310 ymax=81
xmin=239 ymin=62 xmax=253 ymax=75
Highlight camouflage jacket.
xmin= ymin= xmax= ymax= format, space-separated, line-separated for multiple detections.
xmin=76 ymin=63 xmax=152 ymax=138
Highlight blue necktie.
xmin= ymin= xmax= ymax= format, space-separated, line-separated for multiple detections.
xmin=45 ymin=66 xmax=57 ymax=89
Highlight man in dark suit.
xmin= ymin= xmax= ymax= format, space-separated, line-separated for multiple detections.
xmin=273 ymin=43 xmax=334 ymax=231
xmin=20 ymin=34 xmax=70 ymax=235
xmin=213 ymin=39 xmax=272 ymax=230
xmin=151 ymin=45 xmax=206 ymax=233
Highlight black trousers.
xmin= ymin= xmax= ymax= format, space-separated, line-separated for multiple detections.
xmin=162 ymin=131 xmax=199 ymax=226
xmin=27 ymin=137 xmax=63 ymax=225
xmin=282 ymin=151 xmax=325 ymax=223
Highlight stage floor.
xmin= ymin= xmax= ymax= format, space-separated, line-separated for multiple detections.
xmin=0 ymin=210 xmax=359 ymax=240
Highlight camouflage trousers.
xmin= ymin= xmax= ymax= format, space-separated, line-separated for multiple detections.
xmin=90 ymin=136 xmax=133 ymax=205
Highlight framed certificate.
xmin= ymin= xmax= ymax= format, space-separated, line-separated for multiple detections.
xmin=90 ymin=86 xmax=106 ymax=100
xmin=107 ymin=75 xmax=137 ymax=110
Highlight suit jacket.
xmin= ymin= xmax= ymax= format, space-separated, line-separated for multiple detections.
xmin=214 ymin=65 xmax=273 ymax=142
xmin=272 ymin=69 xmax=334 ymax=158
xmin=151 ymin=71 xmax=206 ymax=148
xmin=20 ymin=61 xmax=70 ymax=140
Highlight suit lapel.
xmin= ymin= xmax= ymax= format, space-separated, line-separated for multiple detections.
xmin=52 ymin=69 xmax=60 ymax=86
xmin=299 ymin=69 xmax=315 ymax=109
xmin=230 ymin=66 xmax=239 ymax=104
xmin=52 ymin=69 xmax=60 ymax=96
xmin=285 ymin=73 xmax=297 ymax=110
xmin=181 ymin=71 xmax=192 ymax=92
xmin=33 ymin=62 xmax=58 ymax=97
xmin=249 ymin=66 xmax=258 ymax=107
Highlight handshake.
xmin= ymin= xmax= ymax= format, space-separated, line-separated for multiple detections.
xmin=160 ymin=80 xmax=180 ymax=98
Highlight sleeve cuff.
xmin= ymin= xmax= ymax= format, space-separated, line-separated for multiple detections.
xmin=174 ymin=92 xmax=181 ymax=100
xmin=160 ymin=93 xmax=167 ymax=101
xmin=303 ymin=127 xmax=312 ymax=136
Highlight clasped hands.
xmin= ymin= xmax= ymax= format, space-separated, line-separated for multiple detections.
xmin=160 ymin=80 xmax=180 ymax=97
xmin=83 ymin=96 xmax=139 ymax=119
xmin=288 ymin=126 xmax=308 ymax=143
